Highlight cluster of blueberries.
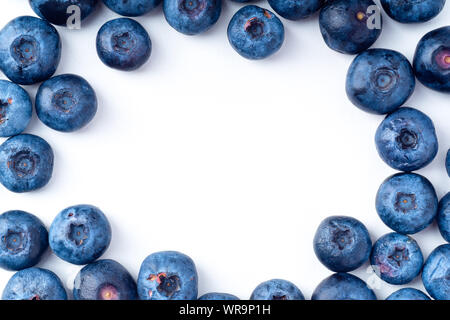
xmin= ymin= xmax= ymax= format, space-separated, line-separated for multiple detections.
xmin=0 ymin=0 xmax=448 ymax=300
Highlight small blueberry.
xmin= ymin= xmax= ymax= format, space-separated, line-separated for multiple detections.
xmin=198 ymin=292 xmax=240 ymax=300
xmin=312 ymin=273 xmax=377 ymax=300
xmin=386 ymin=288 xmax=430 ymax=300
xmin=380 ymin=0 xmax=446 ymax=24
xmin=250 ymin=279 xmax=305 ymax=300
xmin=102 ymin=0 xmax=162 ymax=17
xmin=438 ymin=193 xmax=450 ymax=243
xmin=422 ymin=244 xmax=449 ymax=300
xmin=29 ymin=0 xmax=99 ymax=26
xmin=0 ymin=80 xmax=32 ymax=137
xmin=267 ymin=0 xmax=324 ymax=21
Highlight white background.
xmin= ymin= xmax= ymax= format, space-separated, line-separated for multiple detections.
xmin=0 ymin=0 xmax=449 ymax=300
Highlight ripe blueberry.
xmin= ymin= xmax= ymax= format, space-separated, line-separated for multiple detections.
xmin=422 ymin=244 xmax=449 ymax=300
xmin=103 ymin=0 xmax=161 ymax=17
xmin=312 ymin=273 xmax=377 ymax=300
xmin=199 ymin=292 xmax=240 ymax=300
xmin=438 ymin=193 xmax=450 ymax=243
xmin=0 ymin=80 xmax=32 ymax=137
xmin=268 ymin=0 xmax=324 ymax=21
xmin=29 ymin=0 xmax=99 ymax=26
xmin=380 ymin=0 xmax=446 ymax=24
xmin=386 ymin=288 xmax=430 ymax=300
xmin=250 ymin=279 xmax=305 ymax=300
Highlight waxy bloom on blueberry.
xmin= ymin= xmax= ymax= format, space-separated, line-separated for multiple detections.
xmin=0 ymin=80 xmax=32 ymax=137
xmin=422 ymin=244 xmax=450 ymax=300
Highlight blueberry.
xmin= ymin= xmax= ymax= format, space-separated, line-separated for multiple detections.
xmin=0 ymin=134 xmax=54 ymax=193
xmin=267 ymin=0 xmax=324 ymax=21
xmin=446 ymin=149 xmax=450 ymax=177
xmin=386 ymin=288 xmax=430 ymax=300
xmin=422 ymin=244 xmax=449 ymax=300
xmin=0 ymin=80 xmax=32 ymax=137
xmin=198 ymin=292 xmax=240 ymax=300
xmin=29 ymin=0 xmax=98 ymax=26
xmin=313 ymin=216 xmax=372 ymax=272
xmin=36 ymin=74 xmax=97 ymax=132
xmin=438 ymin=193 xmax=450 ymax=243
xmin=312 ymin=273 xmax=377 ymax=300
xmin=103 ymin=0 xmax=162 ymax=17
xmin=413 ymin=26 xmax=450 ymax=93
xmin=73 ymin=259 xmax=138 ymax=300
xmin=380 ymin=0 xmax=446 ymax=24
xmin=227 ymin=5 xmax=284 ymax=60
xmin=49 ymin=204 xmax=112 ymax=265
xmin=370 ymin=233 xmax=423 ymax=285
xmin=0 ymin=16 xmax=61 ymax=85
xmin=137 ymin=251 xmax=198 ymax=300
xmin=2 ymin=268 xmax=67 ymax=300
xmin=96 ymin=18 xmax=151 ymax=71
xmin=163 ymin=0 xmax=221 ymax=35
xmin=346 ymin=49 xmax=415 ymax=115
xmin=376 ymin=173 xmax=438 ymax=234
xmin=375 ymin=107 xmax=438 ymax=172
xmin=250 ymin=279 xmax=305 ymax=300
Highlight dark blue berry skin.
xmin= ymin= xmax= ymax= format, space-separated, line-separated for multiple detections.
xmin=29 ymin=0 xmax=98 ymax=26
xmin=227 ymin=5 xmax=284 ymax=60
xmin=163 ymin=0 xmax=222 ymax=35
xmin=199 ymin=292 xmax=240 ymax=300
xmin=422 ymin=244 xmax=449 ymax=300
xmin=0 ymin=16 xmax=61 ymax=85
xmin=370 ymin=233 xmax=423 ymax=285
xmin=267 ymin=0 xmax=324 ymax=21
xmin=250 ymin=279 xmax=305 ymax=300
xmin=36 ymin=74 xmax=97 ymax=133
xmin=346 ymin=49 xmax=415 ymax=115
xmin=380 ymin=0 xmax=446 ymax=24
xmin=0 ymin=134 xmax=54 ymax=193
xmin=73 ymin=259 xmax=138 ymax=300
xmin=0 ymin=80 xmax=32 ymax=137
xmin=0 ymin=211 xmax=48 ymax=271
xmin=386 ymin=288 xmax=430 ymax=300
xmin=2 ymin=268 xmax=67 ymax=300
xmin=413 ymin=26 xmax=450 ymax=93
xmin=96 ymin=18 xmax=151 ymax=71
xmin=438 ymin=193 xmax=450 ymax=243
xmin=375 ymin=107 xmax=438 ymax=172
xmin=49 ymin=205 xmax=112 ymax=265
xmin=312 ymin=273 xmax=377 ymax=300
xmin=313 ymin=216 xmax=372 ymax=272
xmin=319 ymin=0 xmax=382 ymax=55
xmin=103 ymin=0 xmax=162 ymax=17
xmin=376 ymin=173 xmax=438 ymax=235
xmin=137 ymin=251 xmax=198 ymax=300
xmin=446 ymin=149 xmax=450 ymax=177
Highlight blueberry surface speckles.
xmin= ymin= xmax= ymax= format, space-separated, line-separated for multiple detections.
xmin=0 ymin=80 xmax=32 ymax=137
xmin=375 ymin=107 xmax=438 ymax=172
xmin=36 ymin=74 xmax=97 ymax=132
xmin=386 ymin=288 xmax=430 ymax=300
xmin=29 ymin=0 xmax=98 ymax=26
xmin=49 ymin=205 xmax=112 ymax=265
xmin=0 ymin=211 xmax=48 ymax=271
xmin=380 ymin=0 xmax=446 ymax=24
xmin=103 ymin=0 xmax=161 ymax=17
xmin=438 ymin=193 xmax=450 ymax=243
xmin=312 ymin=273 xmax=377 ymax=300
xmin=422 ymin=244 xmax=450 ymax=300
xmin=2 ymin=267 xmax=67 ymax=300
xmin=268 ymin=0 xmax=324 ymax=21
xmin=137 ymin=251 xmax=198 ymax=300
xmin=199 ymin=292 xmax=240 ymax=300
xmin=250 ymin=279 xmax=305 ymax=300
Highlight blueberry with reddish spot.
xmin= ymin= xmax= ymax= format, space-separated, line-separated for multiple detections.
xmin=413 ymin=26 xmax=450 ymax=93
xmin=199 ymin=292 xmax=240 ymax=300
xmin=250 ymin=279 xmax=305 ymax=300
xmin=312 ymin=273 xmax=377 ymax=300
xmin=36 ymin=74 xmax=97 ymax=132
xmin=103 ymin=0 xmax=161 ymax=17
xmin=380 ymin=0 xmax=446 ymax=24
xmin=2 ymin=268 xmax=67 ymax=300
xmin=0 ymin=80 xmax=32 ymax=137
xmin=29 ymin=0 xmax=98 ymax=26
xmin=0 ymin=16 xmax=61 ymax=85
xmin=268 ymin=0 xmax=324 ymax=21
xmin=227 ymin=5 xmax=284 ymax=60
xmin=0 ymin=134 xmax=54 ymax=193
xmin=96 ymin=18 xmax=151 ymax=71
xmin=386 ymin=288 xmax=430 ymax=300
xmin=73 ymin=259 xmax=137 ymax=300
xmin=370 ymin=233 xmax=423 ymax=285
xmin=438 ymin=193 xmax=450 ymax=243
xmin=49 ymin=205 xmax=112 ymax=265
xmin=422 ymin=244 xmax=450 ymax=300
xmin=0 ymin=210 xmax=48 ymax=271
xmin=137 ymin=251 xmax=198 ymax=300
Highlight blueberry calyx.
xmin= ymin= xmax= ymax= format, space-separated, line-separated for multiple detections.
xmin=10 ymin=35 xmax=40 ymax=67
xmin=388 ymin=246 xmax=409 ymax=267
xmin=244 ymin=18 xmax=265 ymax=39
xmin=180 ymin=0 xmax=205 ymax=16
xmin=396 ymin=128 xmax=418 ymax=150
xmin=9 ymin=150 xmax=40 ymax=178
xmin=112 ymin=32 xmax=137 ymax=54
xmin=148 ymin=272 xmax=181 ymax=298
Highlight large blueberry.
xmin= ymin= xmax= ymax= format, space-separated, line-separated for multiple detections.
xmin=375 ymin=107 xmax=438 ymax=172
xmin=74 ymin=259 xmax=138 ymax=300
xmin=386 ymin=288 xmax=430 ymax=300
xmin=36 ymin=74 xmax=97 ymax=132
xmin=438 ymin=193 xmax=450 ymax=243
xmin=137 ymin=251 xmax=198 ymax=300
xmin=319 ymin=0 xmax=382 ymax=54
xmin=2 ymin=268 xmax=67 ymax=300
xmin=227 ymin=5 xmax=284 ymax=60
xmin=96 ymin=18 xmax=151 ymax=71
xmin=163 ymin=0 xmax=221 ymax=35
xmin=250 ymin=279 xmax=305 ymax=300
xmin=103 ymin=0 xmax=162 ymax=17
xmin=422 ymin=244 xmax=449 ymax=300
xmin=376 ymin=173 xmax=438 ymax=234
xmin=0 ymin=16 xmax=61 ymax=85
xmin=199 ymin=292 xmax=240 ymax=300
xmin=413 ymin=26 xmax=450 ymax=93
xmin=380 ymin=0 xmax=446 ymax=24
xmin=312 ymin=273 xmax=377 ymax=300
xmin=346 ymin=49 xmax=415 ymax=115
xmin=0 ymin=80 xmax=32 ymax=137
xmin=0 ymin=134 xmax=54 ymax=193
xmin=370 ymin=233 xmax=423 ymax=285
xmin=267 ymin=0 xmax=324 ymax=21
xmin=313 ymin=216 xmax=372 ymax=272
xmin=49 ymin=204 xmax=112 ymax=265
xmin=0 ymin=210 xmax=48 ymax=271
xmin=29 ymin=0 xmax=98 ymax=26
